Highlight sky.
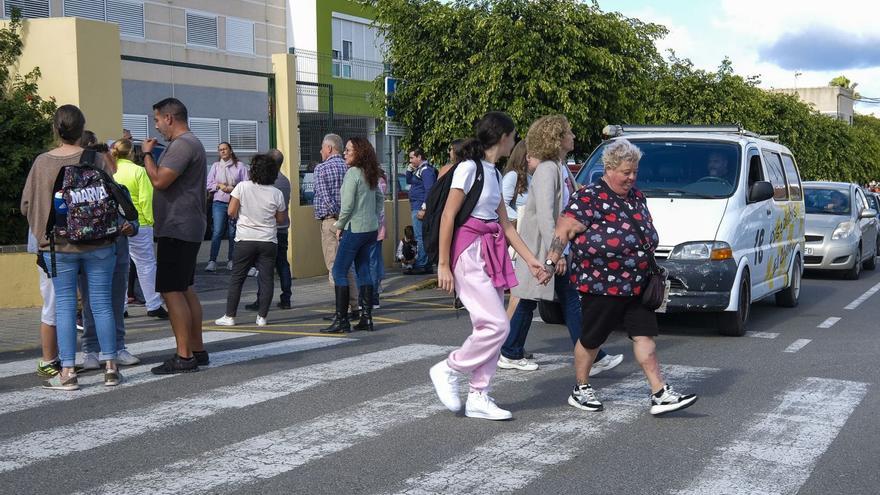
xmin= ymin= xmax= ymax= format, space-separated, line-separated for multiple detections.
xmin=597 ymin=0 xmax=880 ymax=115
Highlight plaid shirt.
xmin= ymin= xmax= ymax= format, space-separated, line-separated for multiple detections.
xmin=313 ymin=154 xmax=347 ymax=220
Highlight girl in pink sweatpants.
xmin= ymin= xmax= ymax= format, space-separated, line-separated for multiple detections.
xmin=430 ymin=111 xmax=547 ymax=421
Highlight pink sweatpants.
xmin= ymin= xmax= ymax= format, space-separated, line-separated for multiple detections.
xmin=447 ymin=239 xmax=510 ymax=392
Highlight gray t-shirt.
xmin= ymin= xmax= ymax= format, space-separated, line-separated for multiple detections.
xmin=153 ymin=131 xmax=207 ymax=242
xmin=273 ymin=172 xmax=292 ymax=229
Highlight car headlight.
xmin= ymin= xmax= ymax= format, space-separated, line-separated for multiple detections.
xmin=668 ymin=241 xmax=733 ymax=260
xmin=831 ymin=221 xmax=856 ymax=240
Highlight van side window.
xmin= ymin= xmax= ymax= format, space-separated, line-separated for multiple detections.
xmin=747 ymin=149 xmax=764 ymax=187
xmin=761 ymin=150 xmax=789 ymax=201
xmin=780 ymin=154 xmax=802 ymax=201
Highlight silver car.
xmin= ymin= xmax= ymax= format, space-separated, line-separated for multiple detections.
xmin=803 ymin=182 xmax=878 ymax=279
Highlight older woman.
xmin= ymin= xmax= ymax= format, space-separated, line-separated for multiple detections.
xmin=544 ymin=138 xmax=697 ymax=416
xmin=502 ymin=115 xmax=622 ymax=373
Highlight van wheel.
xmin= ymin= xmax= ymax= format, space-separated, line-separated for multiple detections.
xmin=775 ymin=257 xmax=801 ymax=308
xmin=719 ymin=272 xmax=750 ymax=337
xmin=538 ymin=300 xmax=565 ymax=325
xmin=845 ymin=247 xmax=862 ymax=280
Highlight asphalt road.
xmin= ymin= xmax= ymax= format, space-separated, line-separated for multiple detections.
xmin=1 ymin=267 xmax=879 ymax=494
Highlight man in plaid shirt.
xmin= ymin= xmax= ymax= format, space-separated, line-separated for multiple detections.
xmin=314 ymin=133 xmax=357 ymax=313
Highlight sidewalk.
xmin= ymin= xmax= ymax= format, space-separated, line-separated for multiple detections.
xmin=0 ymin=240 xmax=437 ymax=355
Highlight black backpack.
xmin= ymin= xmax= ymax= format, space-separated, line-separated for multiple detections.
xmin=422 ymin=158 xmax=500 ymax=265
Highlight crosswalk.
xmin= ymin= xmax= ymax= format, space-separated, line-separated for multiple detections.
xmin=0 ymin=332 xmax=869 ymax=495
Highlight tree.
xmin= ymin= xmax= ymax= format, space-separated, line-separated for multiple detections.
xmin=0 ymin=9 xmax=56 ymax=245
xmin=829 ymin=75 xmax=860 ymax=99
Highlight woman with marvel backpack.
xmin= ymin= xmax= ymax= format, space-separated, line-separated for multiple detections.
xmin=429 ymin=111 xmax=549 ymax=421
xmin=21 ymin=104 xmax=120 ymax=390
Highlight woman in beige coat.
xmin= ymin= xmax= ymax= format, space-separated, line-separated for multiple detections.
xmin=499 ymin=115 xmax=622 ymax=373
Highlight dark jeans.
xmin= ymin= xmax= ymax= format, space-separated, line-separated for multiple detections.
xmin=210 ymin=200 xmax=236 ymax=262
xmin=226 ymin=240 xmax=276 ymax=317
xmin=411 ymin=210 xmax=428 ymax=269
xmin=502 ymin=273 xmax=608 ymax=361
xmin=332 ymin=230 xmax=375 ymax=287
xmin=369 ymin=240 xmax=384 ymax=305
xmin=256 ymin=229 xmax=292 ymax=305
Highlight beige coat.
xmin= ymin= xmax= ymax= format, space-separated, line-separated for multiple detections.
xmin=511 ymin=160 xmax=565 ymax=301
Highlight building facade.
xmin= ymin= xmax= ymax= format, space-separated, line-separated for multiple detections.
xmin=2 ymin=0 xmax=286 ymax=161
xmin=774 ymin=86 xmax=856 ymax=125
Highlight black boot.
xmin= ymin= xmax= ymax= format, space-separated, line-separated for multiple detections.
xmin=354 ymin=285 xmax=374 ymax=331
xmin=321 ymin=285 xmax=351 ymax=333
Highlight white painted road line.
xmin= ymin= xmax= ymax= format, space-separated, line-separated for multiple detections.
xmin=0 ymin=331 xmax=254 ymax=378
xmin=73 ymin=355 xmax=573 ymax=495
xmin=783 ymin=339 xmax=812 ymax=353
xmin=817 ymin=316 xmax=841 ymax=329
xmin=382 ymin=365 xmax=718 ymax=495
xmin=0 ymin=343 xmax=445 ymax=474
xmin=844 ymin=281 xmax=880 ymax=310
xmin=745 ymin=331 xmax=779 ymax=339
xmin=674 ymin=377 xmax=868 ymax=495
xmin=0 ymin=336 xmax=348 ymax=417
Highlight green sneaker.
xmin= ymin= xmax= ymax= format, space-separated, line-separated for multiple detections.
xmin=36 ymin=360 xmax=61 ymax=378
xmin=42 ymin=373 xmax=79 ymax=391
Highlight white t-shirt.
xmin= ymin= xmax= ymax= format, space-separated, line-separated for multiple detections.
xmin=231 ymin=181 xmax=286 ymax=243
xmin=450 ymin=159 xmax=501 ymax=220
xmin=501 ymin=170 xmax=530 ymax=220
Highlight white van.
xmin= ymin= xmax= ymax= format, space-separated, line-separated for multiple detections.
xmin=575 ymin=125 xmax=805 ymax=336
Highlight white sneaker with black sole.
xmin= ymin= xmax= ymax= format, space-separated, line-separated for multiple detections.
xmin=650 ymin=384 xmax=698 ymax=416
xmin=590 ymin=353 xmax=623 ymax=376
xmin=497 ymin=355 xmax=539 ymax=371
xmin=465 ymin=391 xmax=512 ymax=420
xmin=568 ymin=384 xmax=604 ymax=411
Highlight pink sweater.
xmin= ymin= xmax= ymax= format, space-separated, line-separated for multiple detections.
xmin=451 ymin=217 xmax=518 ymax=290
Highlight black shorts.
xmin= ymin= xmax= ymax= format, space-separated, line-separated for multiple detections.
xmin=579 ymin=293 xmax=659 ymax=349
xmin=156 ymin=237 xmax=201 ymax=293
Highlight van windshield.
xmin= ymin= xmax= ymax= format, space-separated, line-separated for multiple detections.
xmin=804 ymin=188 xmax=851 ymax=215
xmin=576 ymin=140 xmax=741 ymax=199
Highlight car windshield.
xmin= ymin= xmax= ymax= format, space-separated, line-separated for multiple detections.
xmin=576 ymin=140 xmax=741 ymax=199
xmin=804 ymin=188 xmax=851 ymax=215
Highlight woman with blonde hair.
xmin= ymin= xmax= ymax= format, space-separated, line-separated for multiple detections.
xmin=500 ymin=115 xmax=622 ymax=374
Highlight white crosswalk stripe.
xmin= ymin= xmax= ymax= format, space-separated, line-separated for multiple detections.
xmin=381 ymin=365 xmax=718 ymax=495
xmin=0 ymin=335 xmax=350 ymax=416
xmin=674 ymin=377 xmax=868 ymax=495
xmin=0 ymin=331 xmax=253 ymax=378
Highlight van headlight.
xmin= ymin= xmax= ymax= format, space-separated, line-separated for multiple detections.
xmin=668 ymin=241 xmax=733 ymax=260
xmin=831 ymin=221 xmax=856 ymax=240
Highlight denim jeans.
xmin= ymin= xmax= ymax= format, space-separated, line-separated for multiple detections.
xmin=42 ymin=245 xmax=117 ymax=368
xmin=502 ymin=273 xmax=609 ymax=360
xmin=369 ymin=240 xmax=385 ymax=305
xmin=332 ymin=230 xmax=376 ymax=287
xmin=81 ymin=237 xmax=130 ymax=354
xmin=256 ymin=229 xmax=292 ymax=305
xmin=210 ymin=200 xmax=236 ymax=262
xmin=410 ymin=210 xmax=428 ymax=269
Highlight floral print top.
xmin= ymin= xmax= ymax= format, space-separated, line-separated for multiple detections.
xmin=562 ymin=178 xmax=658 ymax=297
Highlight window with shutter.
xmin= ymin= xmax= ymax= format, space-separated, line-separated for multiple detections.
xmin=122 ymin=114 xmax=148 ymax=140
xmin=188 ymin=118 xmax=221 ymax=151
xmin=107 ymin=0 xmax=143 ymax=38
xmin=225 ymin=17 xmax=254 ymax=54
xmin=228 ymin=120 xmax=258 ymax=152
xmin=4 ymin=0 xmax=51 ymax=18
xmin=62 ymin=0 xmax=103 ymax=21
xmin=186 ymin=11 xmax=217 ymax=48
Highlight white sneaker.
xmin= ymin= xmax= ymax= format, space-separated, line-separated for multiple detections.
xmin=215 ymin=315 xmax=236 ymax=326
xmin=116 ymin=349 xmax=141 ymax=366
xmin=256 ymin=315 xmax=267 ymax=327
xmin=497 ymin=355 xmax=539 ymax=371
xmin=429 ymin=361 xmax=462 ymax=412
xmin=590 ymin=353 xmax=624 ymax=377
xmin=650 ymin=384 xmax=698 ymax=416
xmin=205 ymin=260 xmax=217 ymax=272
xmin=80 ymin=352 xmax=100 ymax=370
xmin=465 ymin=391 xmax=513 ymax=420
xmin=227 ymin=261 xmax=233 ymax=271
xmin=248 ymin=267 xmax=258 ymax=277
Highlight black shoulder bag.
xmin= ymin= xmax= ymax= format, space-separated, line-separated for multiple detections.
xmin=628 ymin=202 xmax=668 ymax=311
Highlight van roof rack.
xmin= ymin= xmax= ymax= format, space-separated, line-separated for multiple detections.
xmin=602 ymin=124 xmax=764 ymax=139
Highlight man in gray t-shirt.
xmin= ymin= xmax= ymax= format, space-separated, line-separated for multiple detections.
xmin=142 ymin=97 xmax=208 ymax=375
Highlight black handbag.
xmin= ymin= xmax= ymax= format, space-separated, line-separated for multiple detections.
xmin=628 ymin=203 xmax=668 ymax=311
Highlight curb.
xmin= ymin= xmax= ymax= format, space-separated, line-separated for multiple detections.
xmin=383 ymin=277 xmax=438 ymax=297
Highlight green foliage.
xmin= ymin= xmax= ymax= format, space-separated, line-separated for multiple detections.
xmin=0 ymin=10 xmax=56 ymax=245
